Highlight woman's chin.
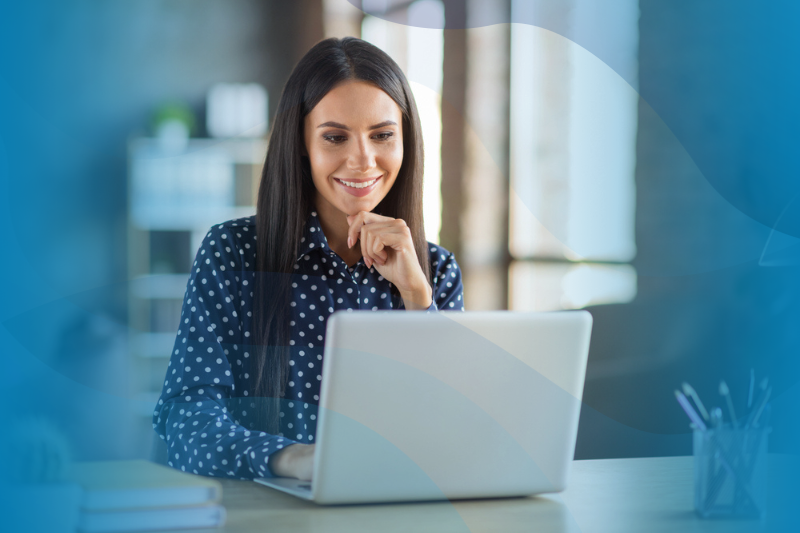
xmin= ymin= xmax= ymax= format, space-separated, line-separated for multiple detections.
xmin=342 ymin=203 xmax=377 ymax=217
xmin=338 ymin=195 xmax=383 ymax=216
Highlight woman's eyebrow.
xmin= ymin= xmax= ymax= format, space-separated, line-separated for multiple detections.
xmin=317 ymin=121 xmax=349 ymax=130
xmin=368 ymin=120 xmax=397 ymax=129
xmin=317 ymin=120 xmax=397 ymax=130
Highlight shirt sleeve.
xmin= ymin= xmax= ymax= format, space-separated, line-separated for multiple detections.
xmin=152 ymin=225 xmax=297 ymax=479
xmin=430 ymin=248 xmax=465 ymax=311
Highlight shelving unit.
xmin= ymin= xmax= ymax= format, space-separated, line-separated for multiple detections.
xmin=127 ymin=137 xmax=267 ymax=419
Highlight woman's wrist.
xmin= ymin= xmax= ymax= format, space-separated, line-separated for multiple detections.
xmin=269 ymin=445 xmax=296 ymax=477
xmin=400 ymin=281 xmax=432 ymax=310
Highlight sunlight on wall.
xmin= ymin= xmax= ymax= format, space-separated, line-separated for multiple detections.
xmin=509 ymin=23 xmax=638 ymax=262
xmin=510 ymin=262 xmax=637 ymax=311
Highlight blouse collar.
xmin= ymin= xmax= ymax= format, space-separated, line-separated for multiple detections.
xmin=295 ymin=210 xmax=332 ymax=262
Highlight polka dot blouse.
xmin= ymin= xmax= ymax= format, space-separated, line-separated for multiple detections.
xmin=152 ymin=211 xmax=465 ymax=479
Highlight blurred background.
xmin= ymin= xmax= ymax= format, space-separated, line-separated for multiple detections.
xmin=1 ymin=0 xmax=798 ymax=463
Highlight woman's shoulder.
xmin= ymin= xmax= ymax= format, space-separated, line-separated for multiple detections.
xmin=426 ymin=241 xmax=457 ymax=265
xmin=193 ymin=215 xmax=257 ymax=272
xmin=425 ymin=241 xmax=464 ymax=309
xmin=206 ymin=215 xmax=257 ymax=235
xmin=425 ymin=241 xmax=461 ymax=279
xmin=200 ymin=215 xmax=257 ymax=248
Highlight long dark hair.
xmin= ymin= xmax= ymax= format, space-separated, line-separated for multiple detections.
xmin=252 ymin=37 xmax=429 ymax=431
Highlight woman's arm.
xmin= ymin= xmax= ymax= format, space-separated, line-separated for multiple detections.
xmin=155 ymin=385 xmax=294 ymax=478
xmin=152 ymin=223 xmax=299 ymax=479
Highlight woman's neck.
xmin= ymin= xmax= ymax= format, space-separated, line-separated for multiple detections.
xmin=314 ymin=195 xmax=362 ymax=267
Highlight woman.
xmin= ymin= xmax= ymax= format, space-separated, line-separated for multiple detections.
xmin=152 ymin=37 xmax=464 ymax=482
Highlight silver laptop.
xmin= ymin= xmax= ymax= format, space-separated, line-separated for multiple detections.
xmin=255 ymin=310 xmax=593 ymax=504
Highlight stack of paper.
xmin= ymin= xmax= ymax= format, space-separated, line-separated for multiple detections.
xmin=68 ymin=460 xmax=226 ymax=532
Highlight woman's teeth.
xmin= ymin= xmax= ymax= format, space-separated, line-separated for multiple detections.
xmin=338 ymin=178 xmax=377 ymax=189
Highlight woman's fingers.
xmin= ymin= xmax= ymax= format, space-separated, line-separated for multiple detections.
xmin=362 ymin=225 xmax=391 ymax=267
xmin=344 ymin=215 xmax=426 ymax=296
xmin=345 ymin=211 xmax=367 ymax=249
xmin=364 ymin=225 xmax=410 ymax=267
xmin=345 ymin=211 xmax=391 ymax=250
xmin=360 ymin=230 xmax=373 ymax=268
xmin=372 ymin=238 xmax=388 ymax=265
xmin=364 ymin=229 xmax=387 ymax=267
xmin=373 ymin=229 xmax=410 ymax=252
xmin=345 ymin=212 xmax=414 ymax=270
xmin=359 ymin=224 xmax=375 ymax=268
xmin=361 ymin=223 xmax=397 ymax=266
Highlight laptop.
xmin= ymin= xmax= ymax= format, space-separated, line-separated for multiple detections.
xmin=255 ymin=310 xmax=593 ymax=504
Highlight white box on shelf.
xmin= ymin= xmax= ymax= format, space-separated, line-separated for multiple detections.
xmin=207 ymin=83 xmax=268 ymax=138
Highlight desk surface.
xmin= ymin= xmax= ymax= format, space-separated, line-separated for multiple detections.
xmin=192 ymin=456 xmax=797 ymax=533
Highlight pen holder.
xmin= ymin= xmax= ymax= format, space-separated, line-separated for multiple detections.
xmin=693 ymin=425 xmax=769 ymax=519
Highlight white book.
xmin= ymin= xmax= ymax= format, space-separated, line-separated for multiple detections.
xmin=78 ymin=504 xmax=226 ymax=533
xmin=67 ymin=460 xmax=222 ymax=511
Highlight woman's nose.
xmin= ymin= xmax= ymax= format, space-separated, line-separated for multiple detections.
xmin=347 ymin=136 xmax=376 ymax=173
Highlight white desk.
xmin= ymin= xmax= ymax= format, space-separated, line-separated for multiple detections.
xmin=202 ymin=456 xmax=797 ymax=532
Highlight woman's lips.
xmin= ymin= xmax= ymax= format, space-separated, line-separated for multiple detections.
xmin=334 ymin=176 xmax=381 ymax=197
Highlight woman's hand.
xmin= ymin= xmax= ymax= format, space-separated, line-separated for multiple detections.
xmin=346 ymin=211 xmax=432 ymax=310
xmin=270 ymin=443 xmax=315 ymax=480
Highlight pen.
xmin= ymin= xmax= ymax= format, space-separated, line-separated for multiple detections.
xmin=705 ymin=406 xmax=723 ymax=506
xmin=744 ymin=378 xmax=769 ymax=428
xmin=682 ymin=382 xmax=710 ymax=421
xmin=709 ymin=407 xmax=723 ymax=428
xmin=719 ymin=381 xmax=739 ymax=428
xmin=675 ymin=390 xmax=707 ymax=431
xmin=750 ymin=387 xmax=772 ymax=428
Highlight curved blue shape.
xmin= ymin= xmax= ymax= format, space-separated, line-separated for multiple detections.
xmin=355 ymin=0 xmax=800 ymax=240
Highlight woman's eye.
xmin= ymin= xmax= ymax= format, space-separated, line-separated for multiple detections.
xmin=374 ymin=132 xmax=394 ymax=141
xmin=323 ymin=134 xmax=346 ymax=144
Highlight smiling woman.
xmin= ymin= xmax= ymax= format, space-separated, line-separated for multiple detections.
xmin=309 ymin=99 xmax=402 ymax=205
xmin=304 ymin=80 xmax=404 ymax=264
xmin=152 ymin=37 xmax=464 ymax=482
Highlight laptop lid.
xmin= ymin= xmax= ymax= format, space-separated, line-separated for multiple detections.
xmin=310 ymin=310 xmax=592 ymax=504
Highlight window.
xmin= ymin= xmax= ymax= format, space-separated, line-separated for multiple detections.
xmin=508 ymin=0 xmax=639 ymax=311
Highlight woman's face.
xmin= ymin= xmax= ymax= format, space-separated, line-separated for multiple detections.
xmin=304 ymin=80 xmax=404 ymax=218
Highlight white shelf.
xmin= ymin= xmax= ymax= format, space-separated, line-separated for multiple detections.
xmin=129 ymin=137 xmax=263 ymax=230
xmin=129 ymin=137 xmax=268 ymax=164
